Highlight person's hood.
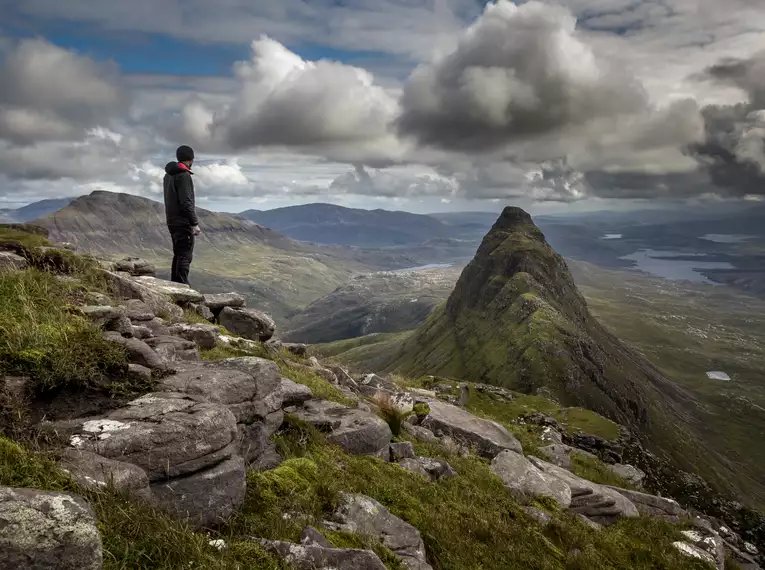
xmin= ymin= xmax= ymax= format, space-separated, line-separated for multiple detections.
xmin=165 ymin=161 xmax=193 ymax=175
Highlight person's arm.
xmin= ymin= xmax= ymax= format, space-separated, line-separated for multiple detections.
xmin=176 ymin=173 xmax=199 ymax=227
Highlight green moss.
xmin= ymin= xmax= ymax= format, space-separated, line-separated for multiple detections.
xmin=412 ymin=403 xmax=431 ymax=417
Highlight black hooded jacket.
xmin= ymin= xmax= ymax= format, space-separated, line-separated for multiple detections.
xmin=164 ymin=162 xmax=198 ymax=228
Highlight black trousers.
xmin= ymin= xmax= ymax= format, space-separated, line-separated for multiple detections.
xmin=169 ymin=226 xmax=195 ymax=285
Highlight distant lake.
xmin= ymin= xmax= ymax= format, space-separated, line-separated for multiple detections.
xmin=397 ymin=263 xmax=453 ymax=272
xmin=619 ymin=249 xmax=734 ymax=283
xmin=700 ymin=234 xmax=756 ymax=244
xmin=601 ymin=234 xmax=623 ymax=240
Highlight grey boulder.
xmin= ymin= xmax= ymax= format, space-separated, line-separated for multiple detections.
xmin=219 ymin=306 xmax=275 ymax=341
xmin=145 ymin=335 xmax=200 ymax=362
xmin=606 ymin=487 xmax=687 ymax=521
xmin=422 ymin=400 xmax=523 ymax=458
xmin=151 ymin=455 xmax=246 ymax=529
xmin=125 ymin=299 xmax=155 ymax=321
xmin=81 ymin=305 xmax=126 ymax=328
xmin=262 ymin=539 xmax=387 ymax=570
xmin=390 ymin=441 xmax=416 ymax=461
xmin=490 ymin=450 xmax=572 ymax=507
xmin=608 ymin=464 xmax=646 ymax=486
xmin=59 ymin=448 xmax=152 ymax=501
xmin=202 ymin=292 xmax=245 ymax=312
xmin=292 ymin=399 xmax=392 ymax=456
xmin=189 ymin=302 xmax=215 ymax=322
xmin=167 ymin=323 xmax=220 ymax=350
xmin=0 ymin=487 xmax=103 ymax=570
xmin=398 ymin=457 xmax=457 ymax=482
xmin=103 ymin=332 xmax=173 ymax=371
xmin=401 ymin=423 xmax=440 ymax=445
xmin=327 ymin=493 xmax=432 ymax=570
xmin=280 ymin=378 xmax=314 ymax=407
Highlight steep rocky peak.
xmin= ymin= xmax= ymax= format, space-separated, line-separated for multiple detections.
xmin=491 ymin=206 xmax=536 ymax=232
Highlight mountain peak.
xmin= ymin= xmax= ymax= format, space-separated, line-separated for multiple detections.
xmin=492 ymin=206 xmax=535 ymax=231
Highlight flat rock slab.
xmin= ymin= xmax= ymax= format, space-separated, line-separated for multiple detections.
xmin=327 ymin=493 xmax=432 ymax=570
xmin=491 ymin=450 xmax=571 ymax=507
xmin=529 ymin=457 xmax=638 ymax=524
xmin=151 ymin=455 xmax=246 ymax=529
xmin=132 ymin=276 xmax=204 ymax=303
xmin=202 ymin=292 xmax=245 ymax=311
xmin=607 ymin=487 xmax=688 ymax=520
xmin=422 ymin=400 xmax=522 ymax=458
xmin=219 ymin=306 xmax=275 ymax=342
xmin=59 ymin=448 xmax=152 ymax=502
xmin=262 ymin=539 xmax=387 ymax=570
xmin=292 ymin=400 xmax=392 ymax=456
xmin=205 ymin=357 xmax=283 ymax=404
xmin=68 ymin=392 xmax=238 ymax=481
xmin=0 ymin=487 xmax=103 ymax=570
xmin=100 ymin=270 xmax=184 ymax=321
xmin=163 ymin=361 xmax=282 ymax=423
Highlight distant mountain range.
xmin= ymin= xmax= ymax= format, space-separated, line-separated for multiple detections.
xmin=0 ymin=198 xmax=74 ymax=223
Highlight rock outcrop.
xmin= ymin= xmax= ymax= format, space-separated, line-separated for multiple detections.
xmin=262 ymin=539 xmax=387 ymax=570
xmin=219 ymin=307 xmax=276 ymax=342
xmin=420 ymin=400 xmax=522 ymax=458
xmin=325 ymin=493 xmax=432 ymax=570
xmin=292 ymin=399 xmax=392 ymax=456
xmin=490 ymin=450 xmax=572 ymax=508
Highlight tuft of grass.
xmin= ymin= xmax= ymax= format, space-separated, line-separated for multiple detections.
xmin=183 ymin=308 xmax=214 ymax=325
xmin=0 ymin=269 xmax=130 ymax=393
xmin=375 ymin=394 xmax=411 ymax=437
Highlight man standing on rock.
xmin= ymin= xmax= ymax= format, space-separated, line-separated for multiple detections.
xmin=164 ymin=145 xmax=201 ymax=285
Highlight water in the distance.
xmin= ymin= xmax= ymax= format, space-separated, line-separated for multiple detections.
xmin=601 ymin=234 xmax=623 ymax=240
xmin=700 ymin=234 xmax=755 ymax=244
xmin=397 ymin=263 xmax=453 ymax=272
xmin=707 ymin=371 xmax=731 ymax=381
xmin=619 ymin=249 xmax=734 ymax=283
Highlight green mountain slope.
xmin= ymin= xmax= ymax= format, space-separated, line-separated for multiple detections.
xmin=383 ymin=207 xmax=765 ymax=509
xmin=35 ymin=191 xmax=424 ymax=320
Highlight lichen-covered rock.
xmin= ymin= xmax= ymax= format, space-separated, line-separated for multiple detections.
xmin=262 ymin=539 xmax=387 ymax=570
xmin=0 ymin=487 xmax=103 ymax=570
xmin=219 ymin=306 xmax=275 ymax=341
xmin=292 ymin=400 xmax=392 ymax=456
xmin=390 ymin=442 xmax=416 ymax=461
xmin=422 ymin=400 xmax=522 ymax=458
xmin=132 ymin=276 xmax=203 ymax=304
xmin=491 ymin=450 xmax=572 ymax=507
xmin=327 ymin=493 xmax=432 ymax=570
xmin=131 ymin=325 xmax=153 ymax=340
xmin=68 ymin=393 xmax=238 ymax=481
xmin=59 ymin=449 xmax=152 ymax=501
xmin=300 ymin=526 xmax=332 ymax=547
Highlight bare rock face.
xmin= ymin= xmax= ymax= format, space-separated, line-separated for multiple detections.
xmin=280 ymin=378 xmax=314 ymax=407
xmin=202 ymin=292 xmax=246 ymax=312
xmin=490 ymin=450 xmax=572 ymax=508
xmin=261 ymin=539 xmax=387 ymax=570
xmin=0 ymin=487 xmax=103 ymax=570
xmin=115 ymin=257 xmax=156 ymax=277
xmin=292 ymin=400 xmax=392 ymax=456
xmin=326 ymin=493 xmax=432 ymax=570
xmin=673 ymin=528 xmax=725 ymax=570
xmin=61 ymin=393 xmax=246 ymax=528
xmin=421 ymin=400 xmax=523 ymax=458
xmin=219 ymin=306 xmax=276 ymax=342
xmin=606 ymin=487 xmax=687 ymax=522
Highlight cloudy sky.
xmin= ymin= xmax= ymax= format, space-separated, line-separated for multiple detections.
xmin=1 ymin=0 xmax=764 ymax=214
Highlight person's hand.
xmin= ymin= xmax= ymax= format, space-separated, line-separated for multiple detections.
xmin=192 ymin=225 xmax=201 ymax=236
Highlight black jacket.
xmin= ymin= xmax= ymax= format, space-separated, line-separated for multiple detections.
xmin=164 ymin=162 xmax=198 ymax=228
